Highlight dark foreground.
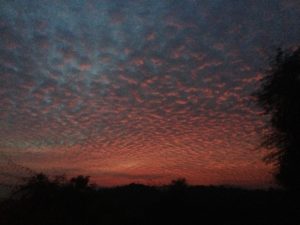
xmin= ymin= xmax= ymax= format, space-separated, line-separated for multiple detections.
xmin=0 ymin=175 xmax=299 ymax=225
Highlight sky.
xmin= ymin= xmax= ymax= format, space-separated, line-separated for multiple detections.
xmin=1 ymin=0 xmax=300 ymax=189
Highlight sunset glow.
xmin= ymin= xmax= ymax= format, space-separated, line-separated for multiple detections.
xmin=1 ymin=0 xmax=300 ymax=188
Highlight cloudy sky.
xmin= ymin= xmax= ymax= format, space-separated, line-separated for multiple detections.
xmin=1 ymin=0 xmax=300 ymax=188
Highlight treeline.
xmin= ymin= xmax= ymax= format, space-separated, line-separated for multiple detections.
xmin=0 ymin=173 xmax=299 ymax=225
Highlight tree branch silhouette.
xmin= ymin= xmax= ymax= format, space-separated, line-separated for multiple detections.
xmin=254 ymin=46 xmax=300 ymax=189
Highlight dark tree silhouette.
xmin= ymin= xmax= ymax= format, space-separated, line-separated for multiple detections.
xmin=254 ymin=47 xmax=300 ymax=189
xmin=70 ymin=175 xmax=90 ymax=189
xmin=169 ymin=178 xmax=188 ymax=191
xmin=1 ymin=172 xmax=300 ymax=225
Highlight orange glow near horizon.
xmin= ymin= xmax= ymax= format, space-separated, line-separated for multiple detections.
xmin=1 ymin=0 xmax=300 ymax=189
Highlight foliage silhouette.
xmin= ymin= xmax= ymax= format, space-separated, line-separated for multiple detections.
xmin=254 ymin=47 xmax=300 ymax=189
xmin=1 ymin=173 xmax=300 ymax=225
xmin=170 ymin=178 xmax=187 ymax=188
xmin=70 ymin=175 xmax=90 ymax=189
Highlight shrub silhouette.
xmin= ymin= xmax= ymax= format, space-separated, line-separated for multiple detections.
xmin=170 ymin=178 xmax=187 ymax=187
xmin=70 ymin=175 xmax=90 ymax=189
xmin=169 ymin=178 xmax=188 ymax=192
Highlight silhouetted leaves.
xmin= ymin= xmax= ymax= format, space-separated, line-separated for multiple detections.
xmin=1 ymin=174 xmax=299 ymax=225
xmin=254 ymin=47 xmax=300 ymax=189
xmin=70 ymin=175 xmax=90 ymax=189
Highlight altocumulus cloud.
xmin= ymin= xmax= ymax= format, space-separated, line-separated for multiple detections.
xmin=0 ymin=0 xmax=300 ymax=187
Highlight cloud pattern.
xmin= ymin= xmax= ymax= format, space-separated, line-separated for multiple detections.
xmin=1 ymin=0 xmax=300 ymax=187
